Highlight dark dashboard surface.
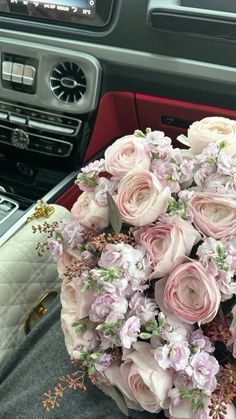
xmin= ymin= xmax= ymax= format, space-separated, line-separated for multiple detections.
xmin=0 ymin=0 xmax=235 ymax=109
xmin=1 ymin=0 xmax=236 ymax=69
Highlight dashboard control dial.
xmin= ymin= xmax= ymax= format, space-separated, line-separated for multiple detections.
xmin=11 ymin=128 xmax=30 ymax=149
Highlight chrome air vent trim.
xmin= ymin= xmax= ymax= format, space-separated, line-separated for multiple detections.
xmin=50 ymin=62 xmax=87 ymax=104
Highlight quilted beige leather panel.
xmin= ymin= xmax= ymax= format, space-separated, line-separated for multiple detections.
xmin=0 ymin=204 xmax=71 ymax=364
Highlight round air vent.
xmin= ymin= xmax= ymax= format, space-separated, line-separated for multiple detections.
xmin=50 ymin=62 xmax=87 ymax=104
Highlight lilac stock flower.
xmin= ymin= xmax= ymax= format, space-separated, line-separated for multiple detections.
xmin=196 ymin=170 xmax=236 ymax=195
xmin=122 ymin=246 xmax=151 ymax=291
xmin=194 ymin=145 xmax=236 ymax=195
xmin=81 ymin=250 xmax=96 ymax=267
xmin=227 ymin=237 xmax=236 ymax=272
xmin=190 ymin=351 xmax=220 ymax=392
xmin=197 ymin=237 xmax=236 ymax=300
xmin=59 ymin=219 xmax=88 ymax=248
xmin=90 ymin=267 xmax=127 ymax=294
xmin=97 ymin=244 xmax=150 ymax=294
xmin=178 ymin=190 xmax=194 ymax=202
xmin=129 ymin=292 xmax=158 ymax=324
xmin=76 ymin=159 xmax=105 ymax=192
xmin=72 ymin=329 xmax=100 ymax=355
xmin=194 ymin=163 xmax=216 ymax=190
xmin=95 ymin=353 xmax=113 ymax=372
xmin=98 ymin=243 xmax=127 ymax=269
xmin=173 ymin=370 xmax=194 ymax=389
xmin=161 ymin=321 xmax=190 ymax=346
xmin=89 ymin=293 xmax=128 ymax=323
xmin=217 ymin=152 xmax=236 ymax=177
xmin=179 ymin=158 xmax=195 ymax=186
xmin=47 ymin=238 xmax=63 ymax=260
xmin=216 ymin=270 xmax=236 ymax=301
xmin=154 ymin=343 xmax=191 ymax=371
xmin=81 ymin=158 xmax=105 ymax=177
xmin=119 ymin=316 xmax=140 ymax=349
xmin=151 ymin=159 xmax=181 ymax=193
xmin=94 ymin=177 xmax=118 ymax=207
xmin=151 ymin=148 xmax=194 ymax=193
xmin=98 ymin=333 xmax=114 ymax=350
xmin=145 ymin=130 xmax=173 ymax=160
xmin=197 ymin=237 xmax=225 ymax=273
xmin=190 ymin=329 xmax=214 ymax=353
xmin=195 ymin=142 xmax=219 ymax=164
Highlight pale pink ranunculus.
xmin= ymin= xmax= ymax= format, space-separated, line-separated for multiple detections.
xmin=189 ymin=192 xmax=236 ymax=239
xmin=116 ymin=169 xmax=171 ymax=227
xmin=71 ymin=191 xmax=109 ymax=230
xmin=122 ymin=342 xmax=173 ymax=413
xmin=104 ymin=135 xmax=151 ymax=178
xmin=230 ymin=304 xmax=236 ymax=358
xmin=155 ymin=258 xmax=221 ymax=325
xmin=134 ymin=216 xmax=201 ymax=278
xmin=187 ymin=116 xmax=236 ymax=156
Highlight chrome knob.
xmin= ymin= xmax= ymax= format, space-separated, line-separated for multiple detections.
xmin=11 ymin=128 xmax=30 ymax=149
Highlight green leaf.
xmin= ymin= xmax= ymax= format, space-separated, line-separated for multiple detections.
xmin=106 ymin=192 xmax=122 ymax=234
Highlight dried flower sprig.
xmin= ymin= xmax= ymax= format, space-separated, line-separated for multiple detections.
xmin=32 ymin=221 xmax=59 ymax=237
xmin=42 ymin=370 xmax=86 ymax=411
xmin=32 ymin=222 xmax=59 ymax=257
xmin=202 ymin=313 xmax=232 ymax=346
xmin=63 ymin=260 xmax=85 ymax=282
xmin=209 ymin=363 xmax=236 ymax=418
xmin=88 ymin=232 xmax=135 ymax=253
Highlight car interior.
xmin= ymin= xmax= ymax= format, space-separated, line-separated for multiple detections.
xmin=0 ymin=0 xmax=236 ymax=247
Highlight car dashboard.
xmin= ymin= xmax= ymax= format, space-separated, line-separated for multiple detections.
xmin=0 ymin=0 xmax=236 ymax=244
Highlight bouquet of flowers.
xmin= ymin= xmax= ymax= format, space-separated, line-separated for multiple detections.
xmin=43 ymin=116 xmax=236 ymax=418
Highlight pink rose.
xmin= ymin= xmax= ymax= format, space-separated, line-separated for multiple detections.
xmin=190 ymin=192 xmax=236 ymax=239
xmin=187 ymin=116 xmax=236 ymax=156
xmin=155 ymin=258 xmax=221 ymax=325
xmin=104 ymin=135 xmax=151 ymax=177
xmin=61 ymin=275 xmax=96 ymax=321
xmin=230 ymin=304 xmax=236 ymax=358
xmin=71 ymin=191 xmax=109 ymax=230
xmin=61 ymin=308 xmax=100 ymax=359
xmin=116 ymin=169 xmax=171 ymax=226
xmin=57 ymin=250 xmax=80 ymax=280
xmin=122 ymin=342 xmax=173 ymax=413
xmin=103 ymin=362 xmax=143 ymax=411
xmin=61 ymin=311 xmax=98 ymax=355
xmin=134 ymin=216 xmax=201 ymax=278
xmin=61 ymin=309 xmax=79 ymax=354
